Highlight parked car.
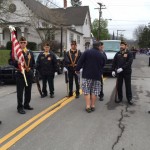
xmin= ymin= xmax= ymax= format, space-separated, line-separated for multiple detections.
xmin=0 ymin=63 xmax=17 ymax=83
xmin=0 ymin=51 xmax=64 ymax=83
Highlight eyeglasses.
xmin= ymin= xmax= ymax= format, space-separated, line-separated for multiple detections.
xmin=20 ymin=41 xmax=27 ymax=44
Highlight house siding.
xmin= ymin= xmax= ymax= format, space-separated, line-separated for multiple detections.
xmin=0 ymin=0 xmax=92 ymax=52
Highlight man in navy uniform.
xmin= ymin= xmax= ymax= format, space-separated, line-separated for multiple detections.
xmin=9 ymin=36 xmax=35 ymax=114
xmin=36 ymin=42 xmax=58 ymax=98
xmin=64 ymin=40 xmax=82 ymax=98
xmin=112 ymin=41 xmax=134 ymax=105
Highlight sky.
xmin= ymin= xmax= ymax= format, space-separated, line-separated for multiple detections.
xmin=53 ymin=0 xmax=150 ymax=40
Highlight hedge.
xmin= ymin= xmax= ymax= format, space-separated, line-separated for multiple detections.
xmin=6 ymin=41 xmax=37 ymax=51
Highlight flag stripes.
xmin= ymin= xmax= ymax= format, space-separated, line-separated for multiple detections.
xmin=11 ymin=31 xmax=25 ymax=72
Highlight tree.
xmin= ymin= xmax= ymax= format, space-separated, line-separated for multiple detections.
xmin=138 ymin=26 xmax=150 ymax=48
xmin=91 ymin=18 xmax=110 ymax=40
xmin=0 ymin=0 xmax=10 ymax=23
xmin=134 ymin=24 xmax=150 ymax=48
xmin=133 ymin=25 xmax=145 ymax=41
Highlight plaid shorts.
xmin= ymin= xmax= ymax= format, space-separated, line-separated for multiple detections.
xmin=82 ymin=78 xmax=101 ymax=96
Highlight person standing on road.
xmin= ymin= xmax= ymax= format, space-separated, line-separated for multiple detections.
xmin=112 ymin=41 xmax=134 ymax=105
xmin=98 ymin=42 xmax=107 ymax=101
xmin=36 ymin=42 xmax=58 ymax=98
xmin=130 ymin=46 xmax=137 ymax=59
xmin=64 ymin=40 xmax=82 ymax=98
xmin=75 ymin=41 xmax=106 ymax=113
xmin=9 ymin=36 xmax=35 ymax=114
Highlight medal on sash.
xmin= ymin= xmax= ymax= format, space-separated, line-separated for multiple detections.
xmin=48 ymin=57 xmax=51 ymax=61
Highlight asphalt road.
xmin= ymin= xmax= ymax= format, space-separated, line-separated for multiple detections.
xmin=0 ymin=54 xmax=150 ymax=150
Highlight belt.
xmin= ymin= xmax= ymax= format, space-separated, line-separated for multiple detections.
xmin=68 ymin=64 xmax=77 ymax=67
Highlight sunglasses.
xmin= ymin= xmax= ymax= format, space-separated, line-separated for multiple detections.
xmin=20 ymin=41 xmax=27 ymax=44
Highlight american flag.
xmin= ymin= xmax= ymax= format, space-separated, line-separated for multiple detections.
xmin=11 ymin=31 xmax=25 ymax=73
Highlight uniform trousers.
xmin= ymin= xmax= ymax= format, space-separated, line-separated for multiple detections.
xmin=68 ymin=71 xmax=80 ymax=95
xmin=42 ymin=74 xmax=54 ymax=95
xmin=117 ymin=72 xmax=132 ymax=101
xmin=16 ymin=71 xmax=33 ymax=110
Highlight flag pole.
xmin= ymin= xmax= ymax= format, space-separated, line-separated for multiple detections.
xmin=21 ymin=66 xmax=28 ymax=86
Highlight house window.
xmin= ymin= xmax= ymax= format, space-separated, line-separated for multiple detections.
xmin=45 ymin=30 xmax=55 ymax=41
xmin=77 ymin=35 xmax=80 ymax=44
xmin=70 ymin=33 xmax=74 ymax=42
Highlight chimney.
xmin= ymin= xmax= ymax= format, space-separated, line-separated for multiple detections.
xmin=64 ymin=0 xmax=67 ymax=9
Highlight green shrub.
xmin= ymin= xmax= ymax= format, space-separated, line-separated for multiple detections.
xmin=0 ymin=50 xmax=11 ymax=66
xmin=6 ymin=41 xmax=12 ymax=50
xmin=6 ymin=41 xmax=37 ymax=51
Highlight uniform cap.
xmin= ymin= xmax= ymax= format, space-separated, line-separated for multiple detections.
xmin=71 ymin=40 xmax=77 ymax=45
xmin=19 ymin=36 xmax=26 ymax=41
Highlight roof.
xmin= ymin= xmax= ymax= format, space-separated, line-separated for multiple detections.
xmin=21 ymin=0 xmax=90 ymax=26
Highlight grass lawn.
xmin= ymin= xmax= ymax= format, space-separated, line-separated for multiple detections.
xmin=0 ymin=50 xmax=10 ymax=66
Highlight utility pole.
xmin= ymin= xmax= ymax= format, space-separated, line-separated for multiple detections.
xmin=95 ymin=3 xmax=106 ymax=41
xmin=60 ymin=26 xmax=63 ymax=57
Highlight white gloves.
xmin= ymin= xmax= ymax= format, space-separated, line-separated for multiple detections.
xmin=80 ymin=68 xmax=83 ymax=72
xmin=117 ymin=68 xmax=123 ymax=73
xmin=63 ymin=67 xmax=68 ymax=72
xmin=112 ymin=71 xmax=116 ymax=77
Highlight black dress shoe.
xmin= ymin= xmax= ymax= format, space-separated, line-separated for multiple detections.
xmin=148 ymin=111 xmax=150 ymax=114
xmin=24 ymin=106 xmax=34 ymax=110
xmin=68 ymin=94 xmax=73 ymax=97
xmin=18 ymin=109 xmax=26 ymax=114
xmin=128 ymin=100 xmax=134 ymax=105
xmin=75 ymin=95 xmax=80 ymax=98
xmin=50 ymin=94 xmax=54 ymax=98
xmin=0 ymin=120 xmax=2 ymax=124
xmin=99 ymin=95 xmax=104 ymax=101
xmin=115 ymin=99 xmax=122 ymax=103
xmin=41 ymin=94 xmax=47 ymax=98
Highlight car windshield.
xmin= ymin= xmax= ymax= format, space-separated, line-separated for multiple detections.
xmin=103 ymin=41 xmax=120 ymax=52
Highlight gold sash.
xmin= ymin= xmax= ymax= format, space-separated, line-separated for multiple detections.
xmin=68 ymin=50 xmax=78 ymax=67
xmin=24 ymin=52 xmax=31 ymax=72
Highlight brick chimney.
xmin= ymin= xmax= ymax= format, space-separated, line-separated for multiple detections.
xmin=64 ymin=0 xmax=67 ymax=9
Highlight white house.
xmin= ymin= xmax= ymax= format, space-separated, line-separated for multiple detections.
xmin=0 ymin=0 xmax=92 ymax=52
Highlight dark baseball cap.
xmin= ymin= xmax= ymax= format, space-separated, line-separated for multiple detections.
xmin=93 ymin=41 xmax=101 ymax=47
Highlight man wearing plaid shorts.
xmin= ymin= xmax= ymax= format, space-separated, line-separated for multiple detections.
xmin=75 ymin=41 xmax=106 ymax=113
